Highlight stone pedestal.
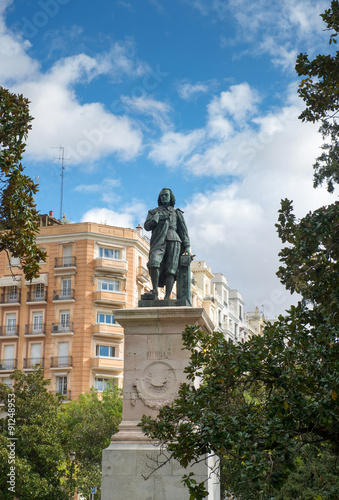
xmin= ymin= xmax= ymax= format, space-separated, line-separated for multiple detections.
xmin=101 ymin=307 xmax=220 ymax=500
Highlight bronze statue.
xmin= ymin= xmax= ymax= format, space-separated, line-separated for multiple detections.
xmin=143 ymin=188 xmax=190 ymax=300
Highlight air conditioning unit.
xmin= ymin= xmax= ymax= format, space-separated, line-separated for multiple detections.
xmin=0 ymin=364 xmax=4 ymax=370
xmin=54 ymin=295 xmax=59 ymax=300
xmin=52 ymin=325 xmax=59 ymax=333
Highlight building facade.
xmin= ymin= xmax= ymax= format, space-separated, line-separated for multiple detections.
xmin=0 ymin=218 xmax=152 ymax=399
xmin=0 ymin=219 xmax=264 ymax=400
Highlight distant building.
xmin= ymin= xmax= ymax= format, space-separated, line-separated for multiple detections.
xmin=191 ymin=261 xmax=265 ymax=342
xmin=0 ymin=219 xmax=264 ymax=400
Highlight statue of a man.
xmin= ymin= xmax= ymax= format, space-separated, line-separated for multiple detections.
xmin=144 ymin=188 xmax=190 ymax=300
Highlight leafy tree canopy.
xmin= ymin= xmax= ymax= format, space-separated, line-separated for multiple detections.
xmin=0 ymin=87 xmax=46 ymax=281
xmin=0 ymin=370 xmax=122 ymax=500
xmin=0 ymin=369 xmax=68 ymax=500
xmin=296 ymin=0 xmax=339 ymax=192
xmin=59 ymin=382 xmax=122 ymax=499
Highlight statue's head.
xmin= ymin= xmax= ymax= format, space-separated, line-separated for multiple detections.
xmin=158 ymin=188 xmax=176 ymax=207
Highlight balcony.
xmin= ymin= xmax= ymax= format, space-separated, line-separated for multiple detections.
xmin=0 ymin=292 xmax=21 ymax=305
xmin=52 ymin=289 xmax=75 ymax=302
xmin=0 ymin=325 xmax=19 ymax=337
xmin=51 ymin=322 xmax=74 ymax=335
xmin=54 ymin=256 xmax=76 ymax=269
xmin=27 ymin=290 xmax=48 ymax=304
xmin=50 ymin=356 xmax=73 ymax=368
xmin=23 ymin=357 xmax=44 ymax=369
xmin=25 ymin=323 xmax=46 ymax=336
xmin=136 ymin=266 xmax=149 ymax=283
xmin=92 ymin=323 xmax=124 ymax=339
xmin=93 ymin=290 xmax=127 ymax=306
xmin=94 ymin=258 xmax=128 ymax=274
xmin=0 ymin=359 xmax=17 ymax=370
xmin=91 ymin=356 xmax=123 ymax=371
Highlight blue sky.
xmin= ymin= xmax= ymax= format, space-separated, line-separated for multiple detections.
xmin=1 ymin=0 xmax=336 ymax=316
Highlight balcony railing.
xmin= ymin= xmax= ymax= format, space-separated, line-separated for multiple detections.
xmin=25 ymin=323 xmax=46 ymax=336
xmin=0 ymin=325 xmax=19 ymax=337
xmin=23 ymin=357 xmax=44 ymax=369
xmin=51 ymin=322 xmax=74 ymax=334
xmin=137 ymin=266 xmax=149 ymax=282
xmin=0 ymin=359 xmax=17 ymax=370
xmin=27 ymin=290 xmax=48 ymax=302
xmin=50 ymin=356 xmax=73 ymax=368
xmin=53 ymin=289 xmax=75 ymax=301
xmin=0 ymin=292 xmax=21 ymax=304
xmin=54 ymin=256 xmax=76 ymax=268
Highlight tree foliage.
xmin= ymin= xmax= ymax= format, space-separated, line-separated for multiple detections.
xmin=0 ymin=369 xmax=68 ymax=499
xmin=0 ymin=369 xmax=122 ymax=500
xmin=295 ymin=1 xmax=339 ymax=123
xmin=59 ymin=383 xmax=122 ymax=499
xmin=0 ymin=87 xmax=46 ymax=281
xmin=296 ymin=1 xmax=339 ymax=193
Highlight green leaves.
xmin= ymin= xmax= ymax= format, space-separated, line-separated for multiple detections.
xmin=0 ymin=371 xmax=122 ymax=500
xmin=0 ymin=86 xmax=46 ymax=281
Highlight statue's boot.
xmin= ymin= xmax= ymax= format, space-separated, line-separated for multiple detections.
xmin=149 ymin=267 xmax=160 ymax=299
xmin=164 ymin=273 xmax=175 ymax=300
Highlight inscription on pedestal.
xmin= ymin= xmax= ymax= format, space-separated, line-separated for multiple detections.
xmin=147 ymin=335 xmax=172 ymax=359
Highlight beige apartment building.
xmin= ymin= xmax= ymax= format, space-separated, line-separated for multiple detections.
xmin=0 ymin=217 xmax=264 ymax=401
xmin=0 ymin=215 xmax=152 ymax=400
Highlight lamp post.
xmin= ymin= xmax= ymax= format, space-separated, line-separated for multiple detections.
xmin=69 ymin=451 xmax=76 ymax=499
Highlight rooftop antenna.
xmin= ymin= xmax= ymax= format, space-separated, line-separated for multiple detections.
xmin=52 ymin=146 xmax=67 ymax=220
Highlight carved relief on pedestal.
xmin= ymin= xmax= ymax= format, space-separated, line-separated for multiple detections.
xmin=132 ymin=361 xmax=177 ymax=410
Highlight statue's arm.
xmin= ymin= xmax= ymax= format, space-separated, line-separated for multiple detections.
xmin=144 ymin=210 xmax=159 ymax=231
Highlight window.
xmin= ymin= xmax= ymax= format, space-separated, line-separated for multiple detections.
xmin=96 ymin=345 xmax=116 ymax=357
xmin=62 ymin=245 xmax=73 ymax=267
xmin=1 ymin=377 xmax=13 ymax=388
xmin=99 ymin=247 xmax=121 ymax=260
xmin=94 ymin=377 xmax=114 ymax=391
xmin=60 ymin=311 xmax=70 ymax=328
xmin=6 ymin=314 xmax=16 ymax=335
xmin=58 ymin=342 xmax=69 ymax=366
xmin=8 ymin=286 xmax=17 ymax=302
xmin=32 ymin=312 xmax=43 ymax=332
xmin=30 ymin=343 xmax=42 ymax=364
xmin=3 ymin=345 xmax=15 ymax=369
xmin=61 ymin=279 xmax=71 ymax=297
xmin=56 ymin=376 xmax=67 ymax=395
xmin=98 ymin=279 xmax=119 ymax=292
xmin=35 ymin=283 xmax=45 ymax=299
xmin=38 ymin=248 xmax=46 ymax=264
xmin=10 ymin=255 xmax=20 ymax=266
xmin=97 ymin=313 xmax=115 ymax=325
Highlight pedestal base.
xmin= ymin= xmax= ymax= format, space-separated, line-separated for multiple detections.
xmin=101 ymin=307 xmax=220 ymax=499
xmin=102 ymin=442 xmax=220 ymax=500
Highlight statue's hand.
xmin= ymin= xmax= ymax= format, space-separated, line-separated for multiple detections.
xmin=183 ymin=246 xmax=191 ymax=255
xmin=159 ymin=210 xmax=170 ymax=221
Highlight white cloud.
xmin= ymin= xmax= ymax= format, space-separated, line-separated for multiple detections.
xmin=148 ymin=129 xmax=205 ymax=167
xmin=0 ymin=4 xmax=146 ymax=165
xmin=177 ymin=81 xmax=209 ymax=100
xmin=81 ymin=208 xmax=135 ymax=228
xmin=75 ymin=179 xmax=120 ymax=193
xmin=188 ymin=0 xmax=329 ymax=68
xmin=121 ymin=95 xmax=172 ymax=131
xmin=207 ymin=83 xmax=260 ymax=138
